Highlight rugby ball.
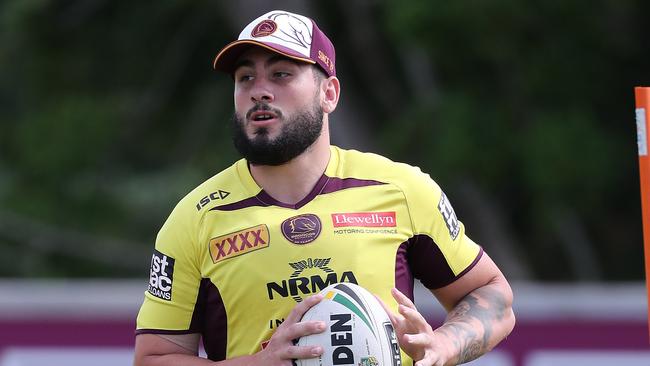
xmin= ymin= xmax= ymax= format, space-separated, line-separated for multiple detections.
xmin=295 ymin=283 xmax=402 ymax=366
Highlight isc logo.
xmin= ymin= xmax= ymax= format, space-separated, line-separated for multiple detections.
xmin=195 ymin=190 xmax=230 ymax=211
xmin=148 ymin=249 xmax=175 ymax=301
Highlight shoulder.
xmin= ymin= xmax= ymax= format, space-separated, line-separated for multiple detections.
xmin=154 ymin=160 xmax=246 ymax=252
xmin=164 ymin=159 xmax=249 ymax=223
xmin=332 ymin=146 xmax=442 ymax=195
xmin=334 ymin=146 xmax=417 ymax=177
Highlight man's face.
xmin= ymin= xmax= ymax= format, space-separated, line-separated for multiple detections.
xmin=231 ymin=48 xmax=324 ymax=166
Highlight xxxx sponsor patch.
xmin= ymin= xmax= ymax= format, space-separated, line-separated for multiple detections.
xmin=209 ymin=224 xmax=270 ymax=263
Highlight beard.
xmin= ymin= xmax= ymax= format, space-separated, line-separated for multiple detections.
xmin=231 ymin=101 xmax=324 ymax=166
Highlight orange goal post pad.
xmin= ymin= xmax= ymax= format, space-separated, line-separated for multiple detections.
xmin=635 ymin=86 xmax=650 ymax=342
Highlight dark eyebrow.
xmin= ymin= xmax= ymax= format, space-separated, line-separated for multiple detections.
xmin=233 ymin=54 xmax=301 ymax=73
xmin=233 ymin=59 xmax=254 ymax=72
xmin=266 ymin=55 xmax=301 ymax=67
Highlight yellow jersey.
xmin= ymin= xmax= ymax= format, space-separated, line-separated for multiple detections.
xmin=136 ymin=145 xmax=482 ymax=364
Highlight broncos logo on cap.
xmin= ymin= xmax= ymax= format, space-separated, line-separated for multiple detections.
xmin=251 ymin=19 xmax=277 ymax=37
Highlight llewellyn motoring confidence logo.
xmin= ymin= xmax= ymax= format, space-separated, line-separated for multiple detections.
xmin=281 ymin=214 xmax=321 ymax=244
xmin=331 ymin=212 xmax=396 ymax=227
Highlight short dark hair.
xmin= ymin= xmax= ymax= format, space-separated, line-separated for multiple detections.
xmin=312 ymin=65 xmax=328 ymax=82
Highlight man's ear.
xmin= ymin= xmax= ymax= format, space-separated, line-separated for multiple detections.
xmin=321 ymin=76 xmax=340 ymax=114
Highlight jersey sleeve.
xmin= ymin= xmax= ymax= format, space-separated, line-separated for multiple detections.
xmin=402 ymin=167 xmax=482 ymax=289
xmin=136 ymin=199 xmax=203 ymax=334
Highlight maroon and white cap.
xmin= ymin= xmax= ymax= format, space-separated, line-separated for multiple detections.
xmin=213 ymin=10 xmax=336 ymax=77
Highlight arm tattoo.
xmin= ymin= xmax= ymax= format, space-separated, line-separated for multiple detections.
xmin=438 ymin=286 xmax=507 ymax=364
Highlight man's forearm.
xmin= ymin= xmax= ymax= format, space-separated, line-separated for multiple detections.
xmin=137 ymin=353 xmax=260 ymax=366
xmin=434 ymin=282 xmax=515 ymax=365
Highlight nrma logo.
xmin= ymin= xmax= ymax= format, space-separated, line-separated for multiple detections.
xmin=266 ymin=258 xmax=357 ymax=302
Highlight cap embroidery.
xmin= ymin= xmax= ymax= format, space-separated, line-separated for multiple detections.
xmin=251 ymin=19 xmax=277 ymax=37
xmin=267 ymin=12 xmax=311 ymax=49
xmin=318 ymin=50 xmax=334 ymax=73
xmin=214 ymin=10 xmax=335 ymax=77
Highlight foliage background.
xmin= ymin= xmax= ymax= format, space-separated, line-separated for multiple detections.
xmin=1 ymin=0 xmax=649 ymax=281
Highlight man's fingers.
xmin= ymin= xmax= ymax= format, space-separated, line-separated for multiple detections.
xmin=414 ymin=357 xmax=434 ymax=366
xmin=391 ymin=287 xmax=417 ymax=309
xmin=277 ymin=319 xmax=326 ymax=361
xmin=398 ymin=303 xmax=426 ymax=322
xmin=414 ymin=350 xmax=441 ymax=366
xmin=403 ymin=333 xmax=430 ymax=346
xmin=398 ymin=304 xmax=431 ymax=333
xmin=374 ymin=294 xmax=402 ymax=326
xmin=284 ymin=294 xmax=324 ymax=324
xmin=283 ymin=320 xmax=327 ymax=341
xmin=279 ymin=344 xmax=324 ymax=360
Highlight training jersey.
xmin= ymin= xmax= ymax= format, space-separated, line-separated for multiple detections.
xmin=136 ymin=145 xmax=482 ymax=364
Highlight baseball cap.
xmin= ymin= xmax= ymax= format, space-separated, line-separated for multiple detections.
xmin=213 ymin=10 xmax=336 ymax=77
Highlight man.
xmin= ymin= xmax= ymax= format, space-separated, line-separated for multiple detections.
xmin=134 ymin=9 xmax=514 ymax=366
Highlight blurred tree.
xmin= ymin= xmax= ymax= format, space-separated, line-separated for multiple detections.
xmin=380 ymin=0 xmax=650 ymax=280
xmin=0 ymin=0 xmax=648 ymax=281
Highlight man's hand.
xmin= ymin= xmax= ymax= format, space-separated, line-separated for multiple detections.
xmin=255 ymin=294 xmax=327 ymax=365
xmin=382 ymin=288 xmax=448 ymax=366
xmin=380 ymin=253 xmax=515 ymax=366
xmin=134 ymin=294 xmax=327 ymax=366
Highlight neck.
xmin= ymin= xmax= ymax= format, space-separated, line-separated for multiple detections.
xmin=249 ymin=129 xmax=331 ymax=205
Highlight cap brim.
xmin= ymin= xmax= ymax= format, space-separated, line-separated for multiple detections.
xmin=213 ymin=40 xmax=316 ymax=73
